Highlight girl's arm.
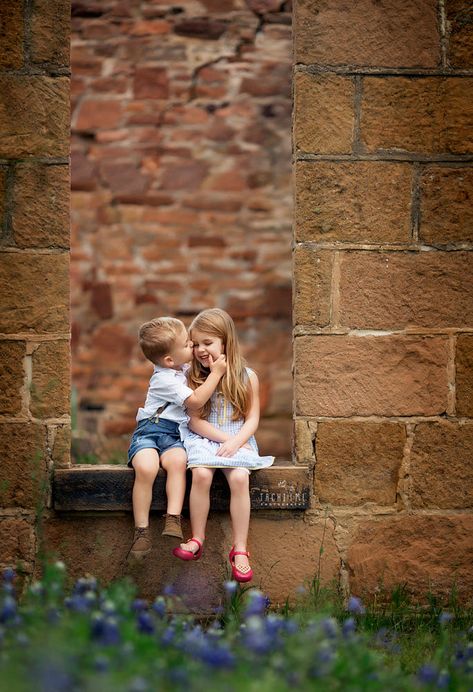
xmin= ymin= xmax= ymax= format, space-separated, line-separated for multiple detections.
xmin=216 ymin=372 xmax=260 ymax=458
xmin=189 ymin=416 xmax=253 ymax=449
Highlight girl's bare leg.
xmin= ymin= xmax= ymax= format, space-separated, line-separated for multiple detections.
xmin=131 ymin=448 xmax=160 ymax=527
xmin=179 ymin=467 xmax=214 ymax=553
xmin=160 ymin=447 xmax=187 ymax=515
xmin=223 ymin=468 xmax=251 ymax=572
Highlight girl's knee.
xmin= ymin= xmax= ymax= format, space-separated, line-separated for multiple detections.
xmin=192 ymin=468 xmax=213 ymax=488
xmin=228 ymin=470 xmax=249 ymax=492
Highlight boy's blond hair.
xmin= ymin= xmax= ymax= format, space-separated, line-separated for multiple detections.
xmin=139 ymin=317 xmax=185 ymax=364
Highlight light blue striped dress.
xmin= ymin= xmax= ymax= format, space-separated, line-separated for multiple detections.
xmin=183 ymin=370 xmax=274 ymax=471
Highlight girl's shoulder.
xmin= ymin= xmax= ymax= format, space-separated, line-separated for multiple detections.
xmin=244 ymin=366 xmax=257 ymax=381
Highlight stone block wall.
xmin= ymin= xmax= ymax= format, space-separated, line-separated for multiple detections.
xmin=0 ymin=1 xmax=71 ymax=578
xmin=69 ymin=0 xmax=293 ymax=461
xmin=293 ymin=0 xmax=473 ymax=599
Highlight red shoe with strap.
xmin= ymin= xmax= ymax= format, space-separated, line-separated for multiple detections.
xmin=173 ymin=537 xmax=203 ymax=561
xmin=229 ymin=546 xmax=253 ymax=583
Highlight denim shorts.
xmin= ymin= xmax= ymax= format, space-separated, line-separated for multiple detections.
xmin=127 ymin=417 xmax=185 ymax=467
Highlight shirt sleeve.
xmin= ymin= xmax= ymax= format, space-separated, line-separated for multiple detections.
xmin=148 ymin=370 xmax=194 ymax=408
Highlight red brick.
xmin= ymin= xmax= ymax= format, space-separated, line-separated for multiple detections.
xmin=133 ymin=67 xmax=169 ymax=99
xmin=295 ymin=335 xmax=449 ymax=416
xmin=410 ymin=422 xmax=473 ymax=509
xmin=0 ymin=341 xmax=25 ymax=415
xmin=362 ymin=77 xmax=473 ymax=154
xmin=456 ymin=335 xmax=473 ymax=416
xmin=296 ymin=161 xmax=412 ymax=243
xmin=31 ymin=0 xmax=70 ymax=66
xmin=294 ymin=73 xmax=355 ymax=154
xmin=295 ymin=0 xmax=440 ymax=67
xmin=75 ymin=99 xmax=124 ymax=131
xmin=0 ymin=76 xmax=69 ymax=158
xmin=339 ymin=251 xmax=473 ymax=329
xmin=420 ymin=166 xmax=473 ymax=245
xmin=90 ymin=325 xmax=135 ymax=367
xmin=316 ymin=422 xmax=405 ymax=506
xmin=0 ymin=3 xmax=24 ymax=69
xmin=348 ymin=515 xmax=473 ymax=600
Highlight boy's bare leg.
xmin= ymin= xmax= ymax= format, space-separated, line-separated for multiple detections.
xmin=223 ymin=468 xmax=251 ymax=573
xmin=179 ymin=467 xmax=214 ymax=553
xmin=160 ymin=447 xmax=187 ymax=539
xmin=131 ymin=448 xmax=160 ymax=527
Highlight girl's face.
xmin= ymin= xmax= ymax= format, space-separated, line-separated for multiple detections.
xmin=191 ymin=328 xmax=224 ymax=368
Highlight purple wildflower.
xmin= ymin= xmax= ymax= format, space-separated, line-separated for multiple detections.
xmin=347 ymin=595 xmax=365 ymax=615
xmin=136 ymin=611 xmax=155 ymax=635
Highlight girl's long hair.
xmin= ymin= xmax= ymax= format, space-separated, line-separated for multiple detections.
xmin=188 ymin=308 xmax=250 ymax=421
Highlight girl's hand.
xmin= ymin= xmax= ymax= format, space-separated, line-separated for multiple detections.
xmin=209 ymin=353 xmax=226 ymax=376
xmin=216 ymin=436 xmax=245 ymax=458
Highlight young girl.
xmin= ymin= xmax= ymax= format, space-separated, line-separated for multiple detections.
xmin=173 ymin=308 xmax=274 ymax=582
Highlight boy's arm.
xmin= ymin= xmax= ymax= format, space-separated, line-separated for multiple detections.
xmin=216 ymin=372 xmax=260 ymax=457
xmin=184 ymin=354 xmax=226 ymax=413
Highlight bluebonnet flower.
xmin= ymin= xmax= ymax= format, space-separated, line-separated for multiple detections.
xmin=137 ymin=611 xmax=155 ymax=635
xmin=152 ymin=596 xmax=166 ymax=618
xmin=242 ymin=616 xmax=274 ymax=655
xmin=437 ymin=671 xmax=450 ymax=688
xmin=342 ymin=617 xmax=356 ymax=637
xmin=73 ymin=576 xmax=97 ymax=595
xmin=0 ymin=595 xmax=17 ymax=624
xmin=439 ymin=611 xmax=454 ymax=625
xmin=321 ymin=617 xmax=339 ymax=639
xmin=2 ymin=582 xmax=14 ymax=595
xmin=283 ymin=619 xmax=298 ymax=635
xmin=94 ymin=655 xmax=109 ymax=673
xmin=199 ymin=644 xmax=235 ymax=669
xmin=32 ymin=659 xmax=73 ymax=692
xmin=244 ymin=589 xmax=269 ymax=617
xmin=224 ymin=580 xmax=238 ymax=595
xmin=161 ymin=626 xmax=175 ymax=646
xmin=101 ymin=599 xmax=116 ymax=615
xmin=64 ymin=594 xmax=90 ymax=614
xmin=91 ymin=614 xmax=121 ymax=646
xmin=417 ymin=663 xmax=438 ymax=685
xmin=2 ymin=567 xmax=15 ymax=583
xmin=347 ymin=595 xmax=365 ymax=615
xmin=29 ymin=581 xmax=45 ymax=598
xmin=163 ymin=584 xmax=174 ymax=596
xmin=131 ymin=598 xmax=148 ymax=612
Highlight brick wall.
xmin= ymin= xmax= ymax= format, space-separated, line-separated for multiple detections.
xmin=0 ymin=1 xmax=71 ymax=580
xmin=69 ymin=0 xmax=293 ymax=461
xmin=293 ymin=0 xmax=473 ymax=598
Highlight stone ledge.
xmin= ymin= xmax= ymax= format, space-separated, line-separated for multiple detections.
xmin=53 ymin=464 xmax=311 ymax=512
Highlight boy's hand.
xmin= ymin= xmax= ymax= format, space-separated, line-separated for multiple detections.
xmin=209 ymin=353 xmax=226 ymax=376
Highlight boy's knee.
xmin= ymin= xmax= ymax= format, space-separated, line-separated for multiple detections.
xmin=132 ymin=456 xmax=159 ymax=483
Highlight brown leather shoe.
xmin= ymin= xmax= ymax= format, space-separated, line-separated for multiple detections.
xmin=162 ymin=514 xmax=183 ymax=539
xmin=127 ymin=526 xmax=151 ymax=561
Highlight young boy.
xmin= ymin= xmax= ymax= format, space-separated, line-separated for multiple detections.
xmin=127 ymin=316 xmax=226 ymax=561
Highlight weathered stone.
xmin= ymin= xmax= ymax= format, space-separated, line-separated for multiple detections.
xmin=293 ymin=246 xmax=332 ymax=325
xmin=0 ymin=253 xmax=69 ymax=333
xmin=31 ymin=0 xmax=70 ymax=66
xmin=361 ymin=77 xmax=473 ymax=154
xmin=12 ymin=164 xmax=70 ymax=249
xmin=0 ymin=167 xmax=6 ymax=228
xmin=446 ymin=0 xmax=473 ymax=68
xmin=0 ymin=422 xmax=47 ymax=508
xmin=0 ymin=3 xmax=24 ymax=69
xmin=295 ymin=335 xmax=449 ymax=416
xmin=295 ymin=161 xmax=412 ymax=243
xmin=456 ymin=335 xmax=473 ymax=417
xmin=410 ymin=422 xmax=473 ymax=509
xmin=315 ymin=422 xmax=405 ymax=505
xmin=51 ymin=424 xmax=71 ymax=468
xmin=0 ymin=76 xmax=69 ymax=158
xmin=420 ymin=166 xmax=473 ymax=245
xmin=294 ymin=73 xmax=355 ymax=154
xmin=31 ymin=341 xmax=70 ymax=418
xmin=294 ymin=419 xmax=315 ymax=464
xmin=339 ymin=251 xmax=473 ymax=329
xmin=347 ymin=515 xmax=473 ymax=600
xmin=0 ymin=341 xmax=25 ymax=415
xmin=0 ymin=518 xmax=35 ymax=566
xmin=295 ymin=0 xmax=440 ymax=67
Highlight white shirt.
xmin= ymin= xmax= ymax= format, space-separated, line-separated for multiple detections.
xmin=136 ymin=364 xmax=193 ymax=434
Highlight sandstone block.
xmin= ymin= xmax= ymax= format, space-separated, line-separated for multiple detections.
xmin=31 ymin=0 xmax=70 ymax=66
xmin=410 ymin=421 xmax=473 ymax=509
xmin=295 ymin=161 xmax=412 ymax=243
xmin=293 ymin=247 xmax=332 ymax=325
xmin=31 ymin=341 xmax=70 ymax=418
xmin=0 ymin=422 xmax=47 ymax=508
xmin=420 ymin=166 xmax=473 ymax=245
xmin=456 ymin=335 xmax=473 ymax=417
xmin=0 ymin=76 xmax=69 ymax=158
xmin=12 ymin=164 xmax=70 ymax=249
xmin=294 ymin=419 xmax=315 ymax=464
xmin=0 ymin=518 xmax=34 ymax=566
xmin=0 ymin=3 xmax=24 ymax=69
xmin=362 ymin=77 xmax=473 ymax=154
xmin=295 ymin=335 xmax=449 ymax=416
xmin=315 ymin=422 xmax=405 ymax=505
xmin=446 ymin=0 xmax=473 ymax=68
xmin=295 ymin=0 xmax=440 ymax=67
xmin=339 ymin=251 xmax=473 ymax=329
xmin=0 ymin=341 xmax=25 ymax=415
xmin=51 ymin=424 xmax=71 ymax=468
xmin=294 ymin=73 xmax=355 ymax=154
xmin=347 ymin=515 xmax=473 ymax=600
xmin=0 ymin=168 xmax=6 ymax=224
xmin=0 ymin=253 xmax=69 ymax=333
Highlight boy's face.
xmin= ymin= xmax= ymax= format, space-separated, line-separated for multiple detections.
xmin=191 ymin=328 xmax=224 ymax=368
xmin=166 ymin=328 xmax=193 ymax=369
